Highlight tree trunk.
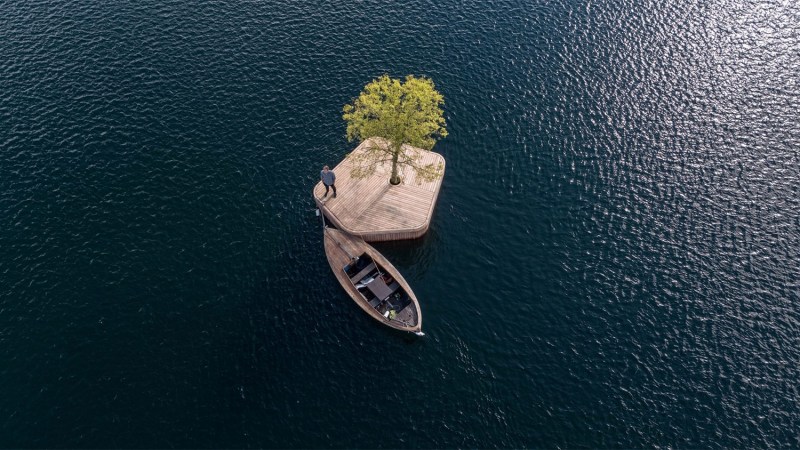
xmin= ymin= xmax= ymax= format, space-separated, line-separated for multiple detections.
xmin=389 ymin=144 xmax=401 ymax=185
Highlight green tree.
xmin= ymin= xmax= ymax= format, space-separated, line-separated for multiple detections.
xmin=343 ymin=74 xmax=448 ymax=185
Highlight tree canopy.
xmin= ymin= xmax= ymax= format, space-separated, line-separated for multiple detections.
xmin=342 ymin=74 xmax=447 ymax=185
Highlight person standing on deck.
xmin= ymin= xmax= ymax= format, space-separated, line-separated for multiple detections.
xmin=320 ymin=165 xmax=337 ymax=198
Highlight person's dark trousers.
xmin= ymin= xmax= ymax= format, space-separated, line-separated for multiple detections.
xmin=324 ymin=184 xmax=337 ymax=197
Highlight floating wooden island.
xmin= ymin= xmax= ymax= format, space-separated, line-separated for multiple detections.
xmin=313 ymin=138 xmax=445 ymax=242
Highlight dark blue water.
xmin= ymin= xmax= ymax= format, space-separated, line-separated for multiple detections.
xmin=2 ymin=0 xmax=799 ymax=447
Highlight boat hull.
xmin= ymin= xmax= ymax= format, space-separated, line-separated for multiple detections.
xmin=323 ymin=227 xmax=422 ymax=333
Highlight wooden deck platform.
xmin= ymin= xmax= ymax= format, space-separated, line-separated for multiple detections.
xmin=313 ymin=139 xmax=445 ymax=242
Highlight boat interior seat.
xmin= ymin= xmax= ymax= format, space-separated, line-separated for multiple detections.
xmin=387 ymin=281 xmax=400 ymax=293
xmin=349 ymin=261 xmax=377 ymax=284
